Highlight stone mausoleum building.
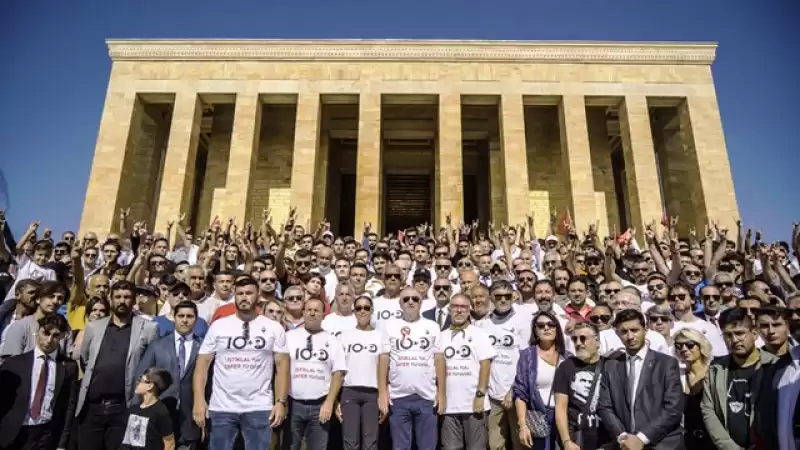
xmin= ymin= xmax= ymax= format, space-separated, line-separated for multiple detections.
xmin=79 ymin=39 xmax=739 ymax=238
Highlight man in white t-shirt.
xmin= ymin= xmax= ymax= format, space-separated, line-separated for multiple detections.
xmin=4 ymin=241 xmax=56 ymax=301
xmin=321 ymin=283 xmax=357 ymax=335
xmin=193 ymin=277 xmax=289 ymax=450
xmin=372 ymin=264 xmax=405 ymax=329
xmin=440 ymin=294 xmax=495 ymax=450
xmin=668 ymin=282 xmax=727 ymax=357
xmin=278 ymin=297 xmax=347 ymax=450
xmin=379 ymin=286 xmax=445 ymax=450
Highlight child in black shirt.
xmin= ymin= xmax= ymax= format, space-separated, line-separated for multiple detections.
xmin=122 ymin=367 xmax=175 ymax=450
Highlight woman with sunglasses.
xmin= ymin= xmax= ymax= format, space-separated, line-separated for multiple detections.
xmin=672 ymin=329 xmax=714 ymax=449
xmin=336 ymin=294 xmax=383 ymax=450
xmin=514 ymin=311 xmax=568 ymax=450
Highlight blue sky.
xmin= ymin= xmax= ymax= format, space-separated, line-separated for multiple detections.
xmin=0 ymin=0 xmax=797 ymax=241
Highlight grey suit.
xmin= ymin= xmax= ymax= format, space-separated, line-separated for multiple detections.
xmin=0 ymin=314 xmax=74 ymax=358
xmin=133 ymin=332 xmax=203 ymax=444
xmin=77 ymin=315 xmax=157 ymax=416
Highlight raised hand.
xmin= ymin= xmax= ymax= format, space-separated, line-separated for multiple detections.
xmin=71 ymin=240 xmax=84 ymax=260
xmin=28 ymin=221 xmax=40 ymax=233
xmin=445 ymin=213 xmax=452 ymax=226
xmin=43 ymin=228 xmax=52 ymax=241
xmin=119 ymin=207 xmax=130 ymax=221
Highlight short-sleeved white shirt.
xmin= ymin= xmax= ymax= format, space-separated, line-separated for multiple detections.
xmin=381 ymin=318 xmax=442 ymax=401
xmin=338 ymin=328 xmax=383 ymax=388
xmin=474 ymin=314 xmax=527 ymax=400
xmin=321 ymin=313 xmax=357 ymax=336
xmin=440 ymin=325 xmax=496 ymax=414
xmin=276 ymin=328 xmax=347 ymax=400
xmin=199 ymin=315 xmax=286 ymax=412
xmin=372 ymin=296 xmax=403 ymax=329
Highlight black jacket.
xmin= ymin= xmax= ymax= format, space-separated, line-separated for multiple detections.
xmin=0 ymin=351 xmax=79 ymax=449
xmin=422 ymin=307 xmax=452 ymax=331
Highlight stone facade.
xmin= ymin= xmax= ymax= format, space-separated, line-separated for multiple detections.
xmin=79 ymin=39 xmax=739 ymax=239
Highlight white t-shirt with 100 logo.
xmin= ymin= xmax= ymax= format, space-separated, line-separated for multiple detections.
xmin=381 ymin=318 xmax=442 ymax=401
xmin=199 ymin=315 xmax=286 ymax=412
xmin=371 ymin=296 xmax=404 ymax=330
xmin=439 ymin=325 xmax=496 ymax=414
xmin=276 ymin=328 xmax=347 ymax=400
xmin=475 ymin=314 xmax=527 ymax=401
xmin=337 ymin=328 xmax=384 ymax=389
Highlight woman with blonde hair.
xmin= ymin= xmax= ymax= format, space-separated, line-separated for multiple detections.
xmin=673 ymin=328 xmax=713 ymax=449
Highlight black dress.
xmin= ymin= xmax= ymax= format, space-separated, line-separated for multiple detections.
xmin=684 ymin=379 xmax=714 ymax=450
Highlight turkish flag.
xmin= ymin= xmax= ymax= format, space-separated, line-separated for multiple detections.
xmin=557 ymin=210 xmax=573 ymax=235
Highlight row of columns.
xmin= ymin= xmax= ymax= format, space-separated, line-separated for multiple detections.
xmin=81 ymin=89 xmax=737 ymax=238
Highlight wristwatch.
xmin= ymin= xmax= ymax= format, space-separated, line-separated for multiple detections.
xmin=276 ymin=398 xmax=287 ymax=405
xmin=475 ymin=390 xmax=486 ymax=398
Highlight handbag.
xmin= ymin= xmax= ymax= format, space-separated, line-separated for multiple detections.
xmin=525 ymin=356 xmax=560 ymax=438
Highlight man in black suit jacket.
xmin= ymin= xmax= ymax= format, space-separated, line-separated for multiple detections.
xmin=0 ymin=315 xmax=78 ymax=450
xmin=422 ymin=278 xmax=453 ymax=331
xmin=597 ymin=309 xmax=684 ymax=450
xmin=133 ymin=300 xmax=203 ymax=449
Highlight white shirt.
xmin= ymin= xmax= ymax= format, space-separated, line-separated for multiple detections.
xmin=381 ymin=318 xmax=442 ymax=401
xmin=199 ymin=315 xmax=286 ymax=412
xmin=5 ymin=255 xmax=56 ymax=301
xmin=311 ymin=267 xmax=338 ymax=301
xmin=175 ymin=332 xmax=193 ymax=371
xmin=624 ymin=346 xmax=652 ymax=445
xmin=371 ymin=296 xmax=403 ymax=329
xmin=25 ymin=347 xmax=57 ymax=425
xmin=321 ymin=313 xmax=357 ymax=336
xmin=474 ymin=312 xmax=528 ymax=400
xmin=537 ymin=354 xmax=558 ymax=408
xmin=440 ymin=325 xmax=496 ymax=414
xmin=277 ymin=328 xmax=347 ymax=400
xmin=671 ymin=316 xmax=728 ymax=357
xmin=429 ymin=305 xmax=450 ymax=328
xmin=338 ymin=328 xmax=383 ymax=388
xmin=193 ymin=296 xmax=221 ymax=323
xmin=777 ymin=345 xmax=800 ymax=450
xmin=598 ymin=329 xmax=670 ymax=356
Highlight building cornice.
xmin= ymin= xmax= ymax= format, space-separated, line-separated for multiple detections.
xmin=106 ymin=39 xmax=717 ymax=65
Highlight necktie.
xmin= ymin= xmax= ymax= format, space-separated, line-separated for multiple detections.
xmin=437 ymin=310 xmax=444 ymax=328
xmin=178 ymin=336 xmax=187 ymax=377
xmin=627 ymin=355 xmax=637 ymax=430
xmin=31 ymin=355 xmax=49 ymax=419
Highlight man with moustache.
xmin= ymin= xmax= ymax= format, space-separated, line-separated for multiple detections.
xmin=76 ymin=280 xmax=158 ymax=450
xmin=372 ymin=264 xmax=405 ymax=330
xmin=0 ymin=280 xmax=40 ymax=345
xmin=422 ymin=278 xmax=452 ymax=331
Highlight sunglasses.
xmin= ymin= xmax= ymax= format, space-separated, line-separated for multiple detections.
xmin=434 ymin=285 xmax=450 ymax=291
xmin=494 ymin=293 xmax=513 ymax=301
xmin=647 ymin=284 xmax=666 ymax=291
xmin=435 ymin=252 xmax=449 ymax=258
xmin=674 ymin=341 xmax=698 ymax=350
xmin=260 ymin=277 xmax=277 ymax=283
xmin=589 ymin=314 xmax=612 ymax=324
xmin=518 ymin=276 xmax=535 ymax=282
xmin=702 ymin=294 xmax=721 ymax=301
xmin=670 ymin=293 xmax=689 ymax=301
xmin=266 ymin=308 xmax=281 ymax=315
xmin=242 ymin=320 xmax=250 ymax=341
xmin=402 ymin=296 xmax=421 ymax=304
xmin=296 ymin=261 xmax=312 ymax=267
xmin=385 ymin=273 xmax=402 ymax=280
xmin=457 ymin=262 xmax=473 ymax=268
xmin=306 ymin=334 xmax=313 ymax=351
xmin=603 ymin=288 xmax=620 ymax=295
xmin=716 ymin=281 xmax=734 ymax=288
xmin=586 ymin=261 xmax=601 ymax=267
xmin=354 ymin=305 xmax=372 ymax=312
xmin=649 ymin=315 xmax=672 ymax=323
xmin=684 ymin=271 xmax=702 ymax=277
xmin=535 ymin=321 xmax=555 ymax=330
xmin=632 ymin=268 xmax=649 ymax=273
xmin=285 ymin=295 xmax=304 ymax=302
xmin=570 ymin=335 xmax=592 ymax=344
xmin=435 ymin=265 xmax=452 ymax=270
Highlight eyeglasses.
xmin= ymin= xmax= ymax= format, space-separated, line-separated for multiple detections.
xmin=493 ymin=293 xmax=513 ymax=301
xmin=674 ymin=341 xmax=698 ymax=350
xmin=434 ymin=285 xmax=450 ymax=291
xmin=589 ymin=314 xmax=612 ymax=324
xmin=242 ymin=320 xmax=250 ymax=341
xmin=649 ymin=315 xmax=672 ymax=323
xmin=603 ymin=288 xmax=620 ymax=295
xmin=535 ymin=321 xmax=555 ymax=330
xmin=518 ymin=276 xmax=535 ymax=282
xmin=152 ymin=260 xmax=167 ymax=266
xmin=457 ymin=262 xmax=473 ymax=268
xmin=570 ymin=335 xmax=592 ymax=344
xmin=647 ymin=284 xmax=666 ymax=291
xmin=354 ymin=305 xmax=372 ymax=312
xmin=544 ymin=260 xmax=558 ymax=267
xmin=285 ymin=295 xmax=304 ymax=303
xmin=402 ymin=296 xmax=420 ymax=304
xmin=716 ymin=281 xmax=734 ymax=288
xmin=435 ymin=252 xmax=449 ymax=258
xmin=632 ymin=268 xmax=649 ymax=273
xmin=260 ymin=277 xmax=277 ymax=283
xmin=435 ymin=265 xmax=451 ymax=270
xmin=296 ymin=261 xmax=312 ymax=267
xmin=586 ymin=261 xmax=601 ymax=267
xmin=266 ymin=308 xmax=281 ymax=315
xmin=669 ymin=293 xmax=689 ymax=301
xmin=684 ymin=271 xmax=702 ymax=277
xmin=702 ymin=294 xmax=721 ymax=301
xmin=385 ymin=273 xmax=402 ymax=280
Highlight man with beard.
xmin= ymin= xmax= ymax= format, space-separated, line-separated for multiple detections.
xmin=76 ymin=280 xmax=157 ymax=450
xmin=194 ymin=277 xmax=290 ymax=450
xmin=0 ymin=279 xmax=39 ymax=345
xmin=312 ymin=246 xmax=338 ymax=300
xmin=668 ymin=283 xmax=727 ymax=357
xmin=554 ymin=322 xmax=610 ymax=450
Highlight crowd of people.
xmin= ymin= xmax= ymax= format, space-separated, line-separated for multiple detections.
xmin=0 ymin=206 xmax=798 ymax=450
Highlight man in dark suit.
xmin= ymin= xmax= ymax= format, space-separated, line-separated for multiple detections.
xmin=597 ymin=309 xmax=684 ymax=450
xmin=422 ymin=277 xmax=453 ymax=331
xmin=0 ymin=314 xmax=78 ymax=450
xmin=134 ymin=299 xmax=203 ymax=449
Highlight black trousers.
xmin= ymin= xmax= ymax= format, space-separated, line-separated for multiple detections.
xmin=2 ymin=423 xmax=52 ymax=450
xmin=77 ymin=400 xmax=128 ymax=450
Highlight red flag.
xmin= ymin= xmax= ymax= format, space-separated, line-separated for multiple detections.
xmin=557 ymin=210 xmax=572 ymax=235
xmin=661 ymin=213 xmax=669 ymax=227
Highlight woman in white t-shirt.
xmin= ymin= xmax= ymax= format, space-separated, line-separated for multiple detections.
xmin=514 ymin=310 xmax=568 ymax=450
xmin=336 ymin=294 xmax=382 ymax=450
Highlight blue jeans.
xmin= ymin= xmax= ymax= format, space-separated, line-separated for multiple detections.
xmin=208 ymin=410 xmax=272 ymax=450
xmin=389 ymin=394 xmax=437 ymax=450
xmin=282 ymin=398 xmax=330 ymax=450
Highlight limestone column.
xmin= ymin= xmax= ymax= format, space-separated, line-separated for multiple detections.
xmin=558 ymin=95 xmax=595 ymax=231
xmin=153 ymin=92 xmax=202 ymax=235
xmin=618 ymin=95 xmax=664 ymax=233
xmin=311 ymin=133 xmax=329 ymax=228
xmin=222 ymin=92 xmax=262 ymax=222
xmin=499 ymin=94 xmax=530 ymax=226
xmin=354 ymin=93 xmax=382 ymax=233
xmin=290 ymin=93 xmax=322 ymax=228
xmin=488 ymin=141 xmax=507 ymax=225
xmin=437 ymin=93 xmax=463 ymax=227
xmin=196 ymin=105 xmax=234 ymax=230
xmin=679 ymin=94 xmax=740 ymax=232
xmin=587 ymin=107 xmax=619 ymax=237
xmin=79 ymin=88 xmax=143 ymax=237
